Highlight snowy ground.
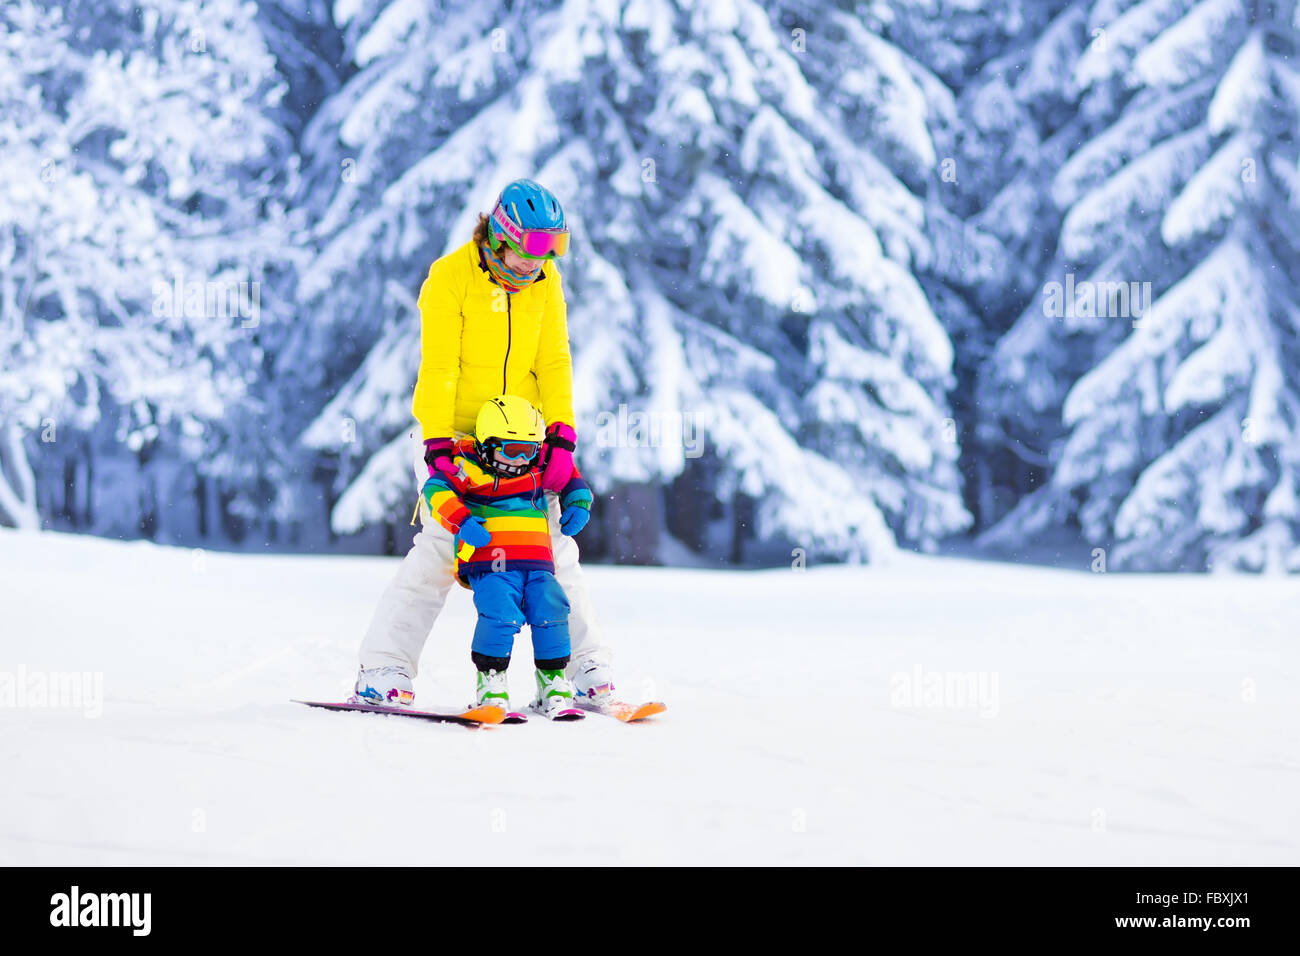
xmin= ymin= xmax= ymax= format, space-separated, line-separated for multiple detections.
xmin=1 ymin=528 xmax=1296 ymax=866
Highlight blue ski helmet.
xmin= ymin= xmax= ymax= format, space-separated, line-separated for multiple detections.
xmin=488 ymin=179 xmax=568 ymax=257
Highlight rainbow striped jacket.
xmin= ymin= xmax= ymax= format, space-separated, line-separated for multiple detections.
xmin=423 ymin=437 xmax=592 ymax=584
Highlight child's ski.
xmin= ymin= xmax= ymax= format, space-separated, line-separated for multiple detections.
xmin=527 ymin=700 xmax=586 ymax=721
xmin=502 ymin=710 xmax=529 ymax=724
xmin=575 ymin=699 xmax=667 ymax=722
xmin=293 ymin=699 xmax=505 ymax=726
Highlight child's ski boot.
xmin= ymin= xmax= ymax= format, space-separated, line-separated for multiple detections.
xmin=529 ymin=667 xmax=585 ymax=721
xmin=475 ymin=668 xmax=510 ymax=715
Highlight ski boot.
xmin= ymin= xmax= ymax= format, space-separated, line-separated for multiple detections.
xmin=530 ymin=667 xmax=583 ymax=720
xmin=571 ymin=657 xmax=615 ymax=706
xmin=475 ymin=668 xmax=511 ymax=714
xmin=353 ymin=665 xmax=414 ymax=707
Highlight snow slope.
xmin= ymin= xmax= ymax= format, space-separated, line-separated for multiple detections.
xmin=1 ymin=529 xmax=1296 ymax=865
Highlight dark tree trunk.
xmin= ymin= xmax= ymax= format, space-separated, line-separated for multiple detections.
xmin=196 ymin=473 xmax=208 ymax=538
xmin=137 ymin=445 xmax=158 ymax=540
xmin=665 ymin=465 xmax=711 ymax=552
xmin=220 ymin=486 xmax=247 ymax=543
xmin=976 ymin=456 xmax=993 ymax=530
xmin=604 ymin=481 xmax=660 ymax=564
xmin=62 ymin=456 xmax=76 ymax=525
xmin=318 ymin=460 xmax=339 ymax=546
xmin=84 ymin=443 xmax=94 ymax=528
xmin=731 ymin=491 xmax=755 ymax=565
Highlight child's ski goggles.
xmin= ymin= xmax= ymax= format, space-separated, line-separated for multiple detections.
xmin=491 ymin=203 xmax=570 ymax=259
xmin=489 ymin=440 xmax=539 ymax=461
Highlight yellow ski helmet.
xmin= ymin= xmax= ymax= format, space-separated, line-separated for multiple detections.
xmin=474 ymin=395 xmax=545 ymax=476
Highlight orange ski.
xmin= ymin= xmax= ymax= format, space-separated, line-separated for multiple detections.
xmin=457 ymin=704 xmax=507 ymax=724
xmin=578 ymin=700 xmax=667 ymax=722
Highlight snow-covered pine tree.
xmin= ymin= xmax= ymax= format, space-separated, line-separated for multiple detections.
xmin=255 ymin=0 xmax=346 ymax=138
xmin=0 ymin=0 xmax=296 ymax=539
xmin=883 ymin=0 xmax=1080 ymax=529
xmin=296 ymin=0 xmax=987 ymax=563
xmin=979 ymin=0 xmax=1300 ymax=571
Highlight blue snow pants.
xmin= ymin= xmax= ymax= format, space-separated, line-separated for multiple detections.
xmin=467 ymin=568 xmax=571 ymax=661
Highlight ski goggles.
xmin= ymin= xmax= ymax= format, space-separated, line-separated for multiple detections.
xmin=489 ymin=440 xmax=540 ymax=461
xmin=491 ymin=203 xmax=570 ymax=259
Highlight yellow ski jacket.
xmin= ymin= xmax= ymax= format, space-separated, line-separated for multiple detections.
xmin=412 ymin=240 xmax=576 ymax=437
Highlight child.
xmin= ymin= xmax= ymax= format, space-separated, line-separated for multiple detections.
xmin=420 ymin=394 xmax=592 ymax=718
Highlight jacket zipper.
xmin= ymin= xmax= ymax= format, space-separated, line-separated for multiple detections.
xmin=503 ymin=295 xmax=512 ymax=393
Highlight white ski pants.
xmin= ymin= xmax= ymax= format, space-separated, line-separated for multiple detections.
xmin=357 ymin=428 xmax=609 ymax=679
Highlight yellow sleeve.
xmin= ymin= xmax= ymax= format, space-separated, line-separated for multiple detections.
xmin=534 ymin=263 xmax=576 ymax=429
xmin=411 ymin=254 xmax=465 ymax=438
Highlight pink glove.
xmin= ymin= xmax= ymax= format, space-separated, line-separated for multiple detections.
xmin=539 ymin=422 xmax=576 ymax=493
xmin=423 ymin=437 xmax=459 ymax=478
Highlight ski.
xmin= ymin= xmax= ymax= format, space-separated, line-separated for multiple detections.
xmin=575 ymin=699 xmax=667 ymax=722
xmin=293 ymin=699 xmax=506 ymax=726
xmin=502 ymin=710 xmax=529 ymax=724
xmin=527 ymin=700 xmax=586 ymax=721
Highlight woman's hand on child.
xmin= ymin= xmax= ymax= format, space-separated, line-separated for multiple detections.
xmin=423 ymin=437 xmax=459 ymax=478
xmin=539 ymin=422 xmax=577 ymax=492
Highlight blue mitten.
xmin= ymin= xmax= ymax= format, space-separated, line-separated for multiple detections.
xmin=457 ymin=515 xmax=491 ymax=548
xmin=559 ymin=505 xmax=590 ymax=536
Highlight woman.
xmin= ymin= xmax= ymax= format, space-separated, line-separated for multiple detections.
xmin=353 ymin=179 xmax=614 ymax=707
